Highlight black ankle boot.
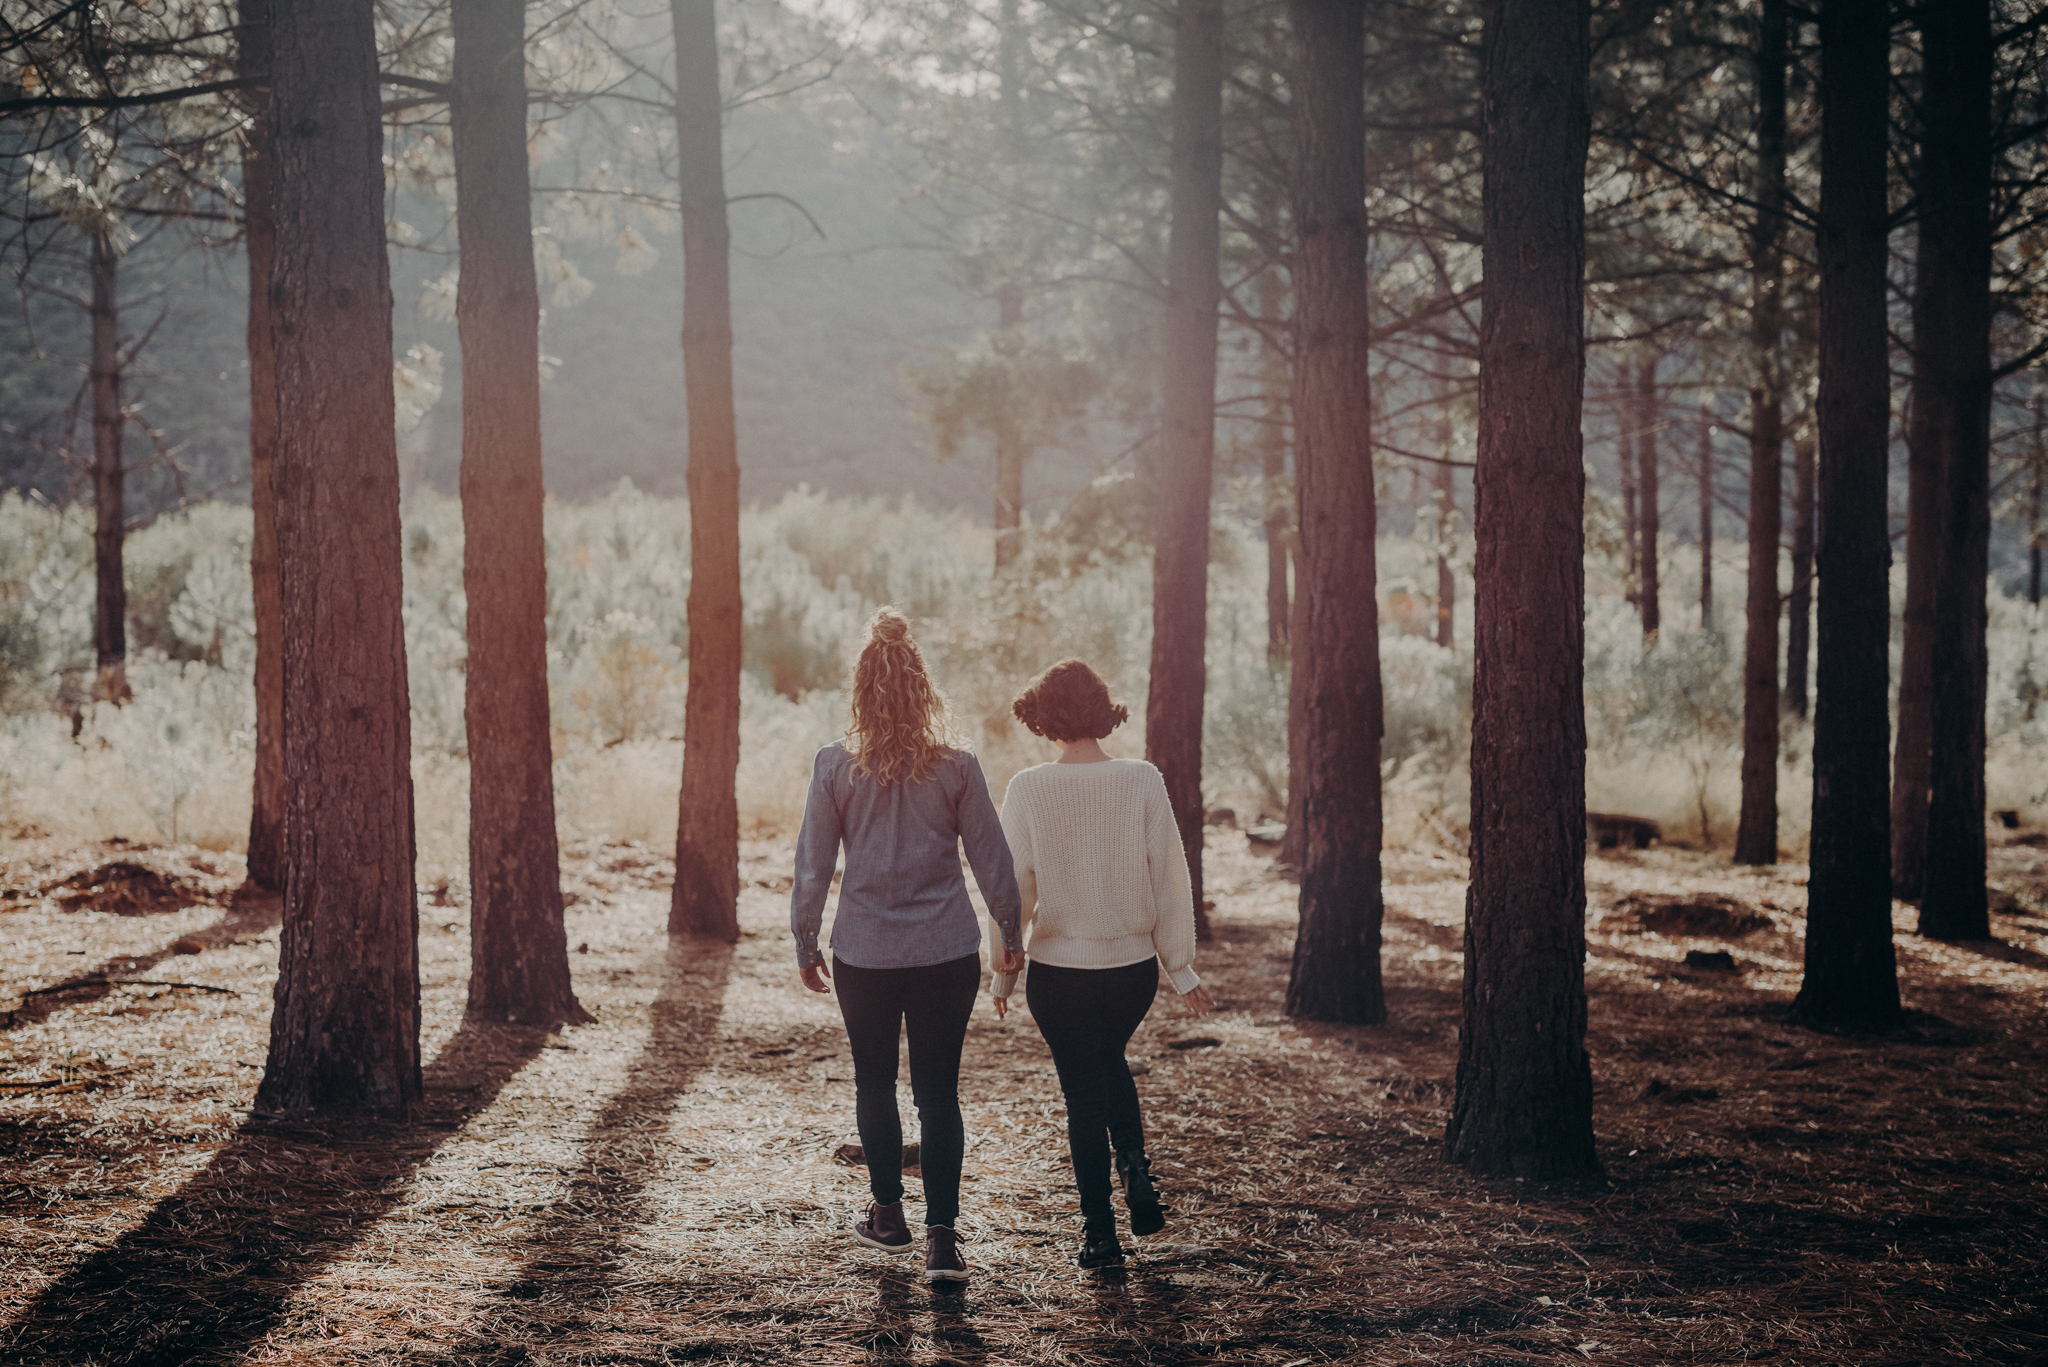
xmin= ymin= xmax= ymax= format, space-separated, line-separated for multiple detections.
xmin=1078 ymin=1228 xmax=1124 ymax=1269
xmin=1115 ymin=1150 xmax=1169 ymax=1237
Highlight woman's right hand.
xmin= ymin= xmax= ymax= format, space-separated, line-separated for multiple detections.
xmin=800 ymin=961 xmax=832 ymax=994
xmin=1179 ymin=984 xmax=1216 ymax=1017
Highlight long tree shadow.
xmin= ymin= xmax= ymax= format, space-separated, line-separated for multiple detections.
xmin=481 ymin=937 xmax=734 ymax=1344
xmin=0 ymin=1007 xmax=548 ymax=1366
xmin=2 ymin=884 xmax=283 ymax=1033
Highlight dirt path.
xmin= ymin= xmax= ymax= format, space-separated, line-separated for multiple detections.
xmin=2 ymin=832 xmax=2045 ymax=1365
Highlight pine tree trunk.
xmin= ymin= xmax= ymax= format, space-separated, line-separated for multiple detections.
xmin=1736 ymin=0 xmax=1786 ymax=869
xmin=1697 ymin=413 xmax=1713 ymax=625
xmin=1891 ymin=372 xmax=1939 ymax=901
xmin=1281 ymin=530 xmax=1306 ymax=864
xmin=1917 ymin=0 xmax=1992 ymax=941
xmin=1146 ymin=0 xmax=1223 ymax=941
xmin=2030 ymin=389 xmax=2044 ymax=607
xmin=1436 ymin=455 xmax=1456 ymax=651
xmin=993 ymin=284 xmax=1024 ymax=570
xmin=89 ymin=233 xmax=129 ymax=707
xmin=1636 ymin=355 xmax=1661 ymax=639
xmin=669 ymin=0 xmax=743 ymax=941
xmin=1786 ymin=425 xmax=1815 ymax=716
xmin=254 ymin=0 xmax=422 ymax=1115
xmin=1795 ymin=0 xmax=1900 ymax=1033
xmin=1446 ymin=0 xmax=1599 ymax=1179
xmin=1619 ymin=397 xmax=1639 ymax=604
xmin=1283 ymin=0 xmax=1383 ymax=1026
xmin=453 ymin=0 xmax=588 ymax=1024
xmin=1258 ymin=263 xmax=1290 ymax=664
xmin=239 ymin=0 xmax=284 ymax=891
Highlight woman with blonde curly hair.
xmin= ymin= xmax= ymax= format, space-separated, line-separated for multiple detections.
xmin=790 ymin=606 xmax=1023 ymax=1286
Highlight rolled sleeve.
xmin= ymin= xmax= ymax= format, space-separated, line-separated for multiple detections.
xmin=789 ymin=748 xmax=843 ymax=969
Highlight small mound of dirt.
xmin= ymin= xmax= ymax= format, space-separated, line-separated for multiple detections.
xmin=1610 ymin=893 xmax=1774 ymax=939
xmin=48 ymin=862 xmax=207 ymax=916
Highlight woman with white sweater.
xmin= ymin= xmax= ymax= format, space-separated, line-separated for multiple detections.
xmin=994 ymin=658 xmax=1215 ymax=1269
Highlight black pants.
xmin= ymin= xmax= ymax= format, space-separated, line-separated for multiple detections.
xmin=833 ymin=952 xmax=980 ymax=1229
xmin=1025 ymin=957 xmax=1159 ymax=1235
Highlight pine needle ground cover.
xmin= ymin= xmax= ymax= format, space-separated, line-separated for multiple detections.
xmin=2 ymin=830 xmax=2044 ymax=1366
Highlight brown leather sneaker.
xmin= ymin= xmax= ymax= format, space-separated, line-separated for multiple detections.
xmin=924 ymin=1224 xmax=970 ymax=1284
xmin=855 ymin=1200 xmax=915 ymax=1253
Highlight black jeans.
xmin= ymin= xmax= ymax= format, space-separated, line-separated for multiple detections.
xmin=833 ymin=952 xmax=980 ymax=1229
xmin=1025 ymin=957 xmax=1159 ymax=1236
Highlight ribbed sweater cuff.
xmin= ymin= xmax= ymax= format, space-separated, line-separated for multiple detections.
xmin=991 ymin=971 xmax=1018 ymax=999
xmin=1165 ymin=964 xmax=1201 ymax=995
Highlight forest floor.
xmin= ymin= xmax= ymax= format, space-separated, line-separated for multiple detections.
xmin=0 ymin=825 xmax=2045 ymax=1367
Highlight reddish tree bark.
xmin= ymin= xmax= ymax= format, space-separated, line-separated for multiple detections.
xmin=1786 ymin=424 xmax=1815 ymax=716
xmin=1795 ymin=0 xmax=1900 ymax=1033
xmin=1282 ymin=0 xmax=1384 ymax=1026
xmin=669 ymin=0 xmax=743 ymax=941
xmin=453 ymin=0 xmax=588 ymax=1024
xmin=1736 ymin=0 xmax=1788 ymax=869
xmin=89 ymin=233 xmax=129 ymax=706
xmin=1697 ymin=412 xmax=1714 ymax=624
xmin=1446 ymin=0 xmax=1599 ymax=1178
xmin=1145 ymin=0 xmax=1223 ymax=941
xmin=1618 ymin=397 xmax=1639 ymax=604
xmin=1635 ymin=354 xmax=1662 ymax=638
xmin=1891 ymin=381 xmax=1939 ymax=901
xmin=1917 ymin=0 xmax=1992 ymax=941
xmin=239 ymin=0 xmax=284 ymax=891
xmin=1435 ymin=456 xmax=1456 ymax=652
xmin=254 ymin=0 xmax=422 ymax=1114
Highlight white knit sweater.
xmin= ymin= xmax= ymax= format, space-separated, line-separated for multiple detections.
xmin=991 ymin=757 xmax=1202 ymax=999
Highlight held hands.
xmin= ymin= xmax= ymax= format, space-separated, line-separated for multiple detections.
xmin=991 ymin=945 xmax=1026 ymax=1019
xmin=1179 ymin=984 xmax=1217 ymax=1017
xmin=800 ymin=960 xmax=832 ymax=994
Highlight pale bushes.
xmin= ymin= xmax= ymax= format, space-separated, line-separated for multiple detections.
xmin=0 ymin=657 xmax=252 ymax=848
xmin=734 ymin=679 xmax=848 ymax=835
xmin=1988 ymin=595 xmax=2048 ymax=823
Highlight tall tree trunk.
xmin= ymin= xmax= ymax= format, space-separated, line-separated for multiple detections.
xmin=1146 ymin=0 xmax=1223 ymax=942
xmin=239 ymin=0 xmax=284 ymax=891
xmin=1918 ymin=0 xmax=1993 ymax=941
xmin=1735 ymin=0 xmax=1788 ymax=868
xmin=1636 ymin=355 xmax=1661 ymax=638
xmin=1795 ymin=0 xmax=1900 ymax=1033
xmin=254 ymin=0 xmax=422 ymax=1115
xmin=1891 ymin=373 xmax=1940 ymax=900
xmin=1258 ymin=257 xmax=1290 ymax=663
xmin=2030 ymin=387 xmax=2044 ymax=607
xmin=1281 ymin=530 xmax=1306 ymax=862
xmin=1445 ymin=0 xmax=1598 ymax=1178
xmin=1697 ymin=412 xmax=1713 ymax=625
xmin=1619 ymin=393 xmax=1639 ymax=605
xmin=453 ymin=0 xmax=588 ymax=1023
xmin=992 ymin=0 xmax=1026 ymax=572
xmin=1283 ymin=0 xmax=1383 ymax=1026
xmin=1435 ymin=454 xmax=1456 ymax=651
xmin=89 ymin=233 xmax=129 ymax=707
xmin=993 ymin=284 xmax=1025 ymax=570
xmin=1787 ymin=423 xmax=1816 ymax=715
xmin=669 ymin=0 xmax=743 ymax=941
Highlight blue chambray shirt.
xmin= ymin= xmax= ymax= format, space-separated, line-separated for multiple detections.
xmin=789 ymin=741 xmax=1022 ymax=971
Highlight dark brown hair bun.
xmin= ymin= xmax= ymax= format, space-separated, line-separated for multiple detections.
xmin=1012 ymin=659 xmax=1129 ymax=742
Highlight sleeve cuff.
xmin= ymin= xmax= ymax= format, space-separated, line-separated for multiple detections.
xmin=991 ymin=971 xmax=1018 ymax=999
xmin=1166 ymin=964 xmax=1202 ymax=995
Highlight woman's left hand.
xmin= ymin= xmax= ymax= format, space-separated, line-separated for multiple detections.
xmin=1179 ymin=984 xmax=1216 ymax=1017
xmin=800 ymin=961 xmax=832 ymax=994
